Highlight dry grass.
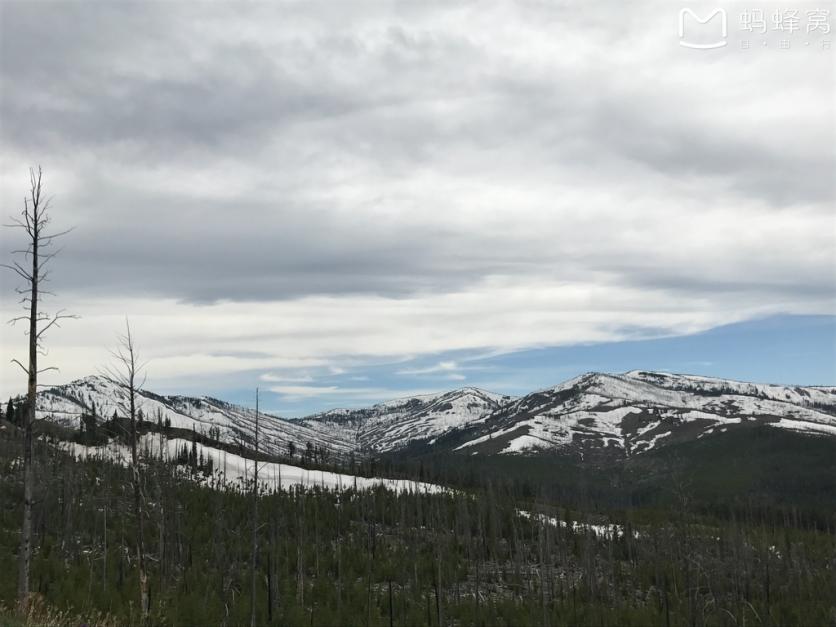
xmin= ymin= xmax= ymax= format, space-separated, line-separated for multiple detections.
xmin=0 ymin=595 xmax=120 ymax=627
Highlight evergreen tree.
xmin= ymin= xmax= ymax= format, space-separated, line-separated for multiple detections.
xmin=190 ymin=430 xmax=198 ymax=471
xmin=80 ymin=412 xmax=97 ymax=443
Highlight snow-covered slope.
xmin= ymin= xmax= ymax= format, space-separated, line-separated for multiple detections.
xmin=452 ymin=372 xmax=836 ymax=457
xmin=301 ymin=387 xmax=512 ymax=452
xmin=622 ymin=370 xmax=836 ymax=409
xmin=35 ymin=377 xmax=510 ymax=458
xmin=37 ymin=375 xmax=355 ymax=460
xmin=61 ymin=435 xmax=443 ymax=494
xmin=34 ymin=372 xmax=836 ymax=462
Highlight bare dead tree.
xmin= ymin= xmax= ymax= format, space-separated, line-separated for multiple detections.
xmin=102 ymin=319 xmax=150 ymax=622
xmin=1 ymin=166 xmax=75 ymax=613
xmin=250 ymin=388 xmax=260 ymax=627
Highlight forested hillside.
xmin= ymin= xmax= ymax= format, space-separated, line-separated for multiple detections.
xmin=1 ymin=411 xmax=835 ymax=626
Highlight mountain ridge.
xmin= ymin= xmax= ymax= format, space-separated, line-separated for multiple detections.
xmin=27 ymin=371 xmax=836 ymax=462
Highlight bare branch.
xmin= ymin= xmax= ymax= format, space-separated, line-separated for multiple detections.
xmin=0 ymin=262 xmax=33 ymax=282
xmin=39 ymin=247 xmax=64 ymax=265
xmin=3 ymin=217 xmax=27 ymax=229
xmin=10 ymin=359 xmax=29 ymax=376
xmin=39 ymin=227 xmax=74 ymax=243
xmin=35 ymin=310 xmax=79 ymax=339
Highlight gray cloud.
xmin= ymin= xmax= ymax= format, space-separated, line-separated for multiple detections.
xmin=0 ymin=1 xmax=833 ymax=346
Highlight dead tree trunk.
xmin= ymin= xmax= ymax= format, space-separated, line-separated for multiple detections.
xmin=250 ymin=389 xmax=260 ymax=627
xmin=19 ymin=276 xmax=36 ymax=612
xmin=3 ymin=167 xmax=74 ymax=613
xmin=104 ymin=320 xmax=149 ymax=622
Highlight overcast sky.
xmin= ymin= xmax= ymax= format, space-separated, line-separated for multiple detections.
xmin=1 ymin=1 xmax=834 ymax=415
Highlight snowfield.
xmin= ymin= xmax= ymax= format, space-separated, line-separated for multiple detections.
xmin=60 ymin=434 xmax=445 ymax=494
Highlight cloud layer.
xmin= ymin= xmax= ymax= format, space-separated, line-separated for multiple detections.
xmin=1 ymin=1 xmax=833 ymax=403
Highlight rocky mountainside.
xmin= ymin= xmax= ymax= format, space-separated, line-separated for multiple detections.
xmin=32 ymin=371 xmax=836 ymax=462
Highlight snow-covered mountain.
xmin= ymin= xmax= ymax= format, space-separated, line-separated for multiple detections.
xmin=449 ymin=371 xmax=836 ymax=457
xmin=31 ymin=371 xmax=836 ymax=462
xmin=300 ymin=387 xmax=511 ymax=452
xmin=36 ymin=375 xmax=355 ymax=460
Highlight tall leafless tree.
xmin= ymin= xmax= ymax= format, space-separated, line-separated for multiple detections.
xmin=2 ymin=167 xmax=75 ymax=613
xmin=103 ymin=319 xmax=150 ymax=622
xmin=250 ymin=388 xmax=260 ymax=627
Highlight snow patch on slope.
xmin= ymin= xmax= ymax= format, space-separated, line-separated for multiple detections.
xmin=61 ymin=435 xmax=444 ymax=494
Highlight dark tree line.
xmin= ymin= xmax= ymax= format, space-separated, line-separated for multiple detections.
xmin=1 ymin=421 xmax=835 ymax=627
